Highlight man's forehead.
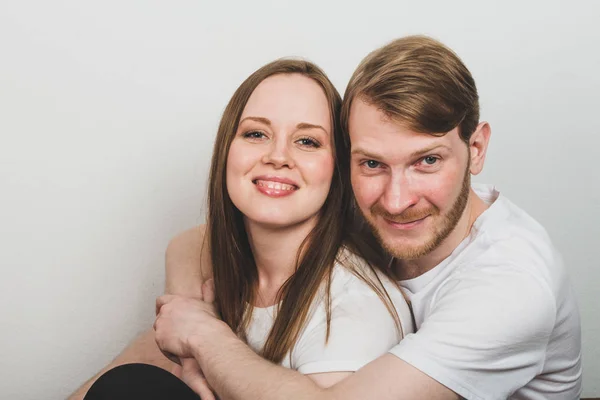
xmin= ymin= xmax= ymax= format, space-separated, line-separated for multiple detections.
xmin=349 ymin=99 xmax=427 ymax=137
xmin=348 ymin=98 xmax=463 ymax=155
xmin=350 ymin=125 xmax=461 ymax=159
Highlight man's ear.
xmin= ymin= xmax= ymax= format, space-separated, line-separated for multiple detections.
xmin=469 ymin=122 xmax=491 ymax=175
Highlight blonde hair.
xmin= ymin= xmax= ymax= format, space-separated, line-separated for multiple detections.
xmin=341 ymin=35 xmax=480 ymax=143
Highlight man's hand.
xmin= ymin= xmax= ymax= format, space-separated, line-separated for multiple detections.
xmin=154 ymin=279 xmax=219 ymax=359
xmin=154 ymin=280 xmax=221 ymax=399
xmin=154 ymin=294 xmax=216 ymax=359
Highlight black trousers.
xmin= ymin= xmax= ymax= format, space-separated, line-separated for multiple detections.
xmin=84 ymin=363 xmax=200 ymax=400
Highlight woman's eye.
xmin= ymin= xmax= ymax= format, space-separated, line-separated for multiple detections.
xmin=365 ymin=160 xmax=381 ymax=169
xmin=243 ymin=131 xmax=266 ymax=139
xmin=296 ymin=137 xmax=320 ymax=148
xmin=423 ymin=156 xmax=438 ymax=165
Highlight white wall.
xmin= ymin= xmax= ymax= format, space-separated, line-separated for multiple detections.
xmin=1 ymin=0 xmax=598 ymax=398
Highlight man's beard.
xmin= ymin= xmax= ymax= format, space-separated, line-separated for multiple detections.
xmin=366 ymin=166 xmax=471 ymax=260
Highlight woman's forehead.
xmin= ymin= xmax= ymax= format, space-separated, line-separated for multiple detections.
xmin=241 ymin=74 xmax=331 ymax=132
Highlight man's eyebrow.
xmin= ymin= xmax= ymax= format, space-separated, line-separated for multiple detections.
xmin=351 ymin=148 xmax=383 ymax=160
xmin=409 ymin=144 xmax=452 ymax=159
xmin=351 ymin=144 xmax=451 ymax=160
xmin=239 ymin=116 xmax=271 ymax=126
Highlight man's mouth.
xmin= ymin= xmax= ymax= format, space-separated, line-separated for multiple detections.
xmin=382 ymin=215 xmax=430 ymax=230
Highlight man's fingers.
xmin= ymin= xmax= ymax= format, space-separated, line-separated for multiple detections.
xmin=202 ymin=279 xmax=215 ymax=303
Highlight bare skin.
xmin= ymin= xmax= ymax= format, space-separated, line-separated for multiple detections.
xmin=67 ymin=226 xmax=209 ymax=400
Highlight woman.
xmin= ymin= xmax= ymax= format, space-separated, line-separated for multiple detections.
xmin=85 ymin=59 xmax=413 ymax=399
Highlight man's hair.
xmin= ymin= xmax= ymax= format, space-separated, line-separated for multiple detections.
xmin=341 ymin=35 xmax=480 ymax=143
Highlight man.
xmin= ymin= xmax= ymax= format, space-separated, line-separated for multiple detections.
xmin=154 ymin=35 xmax=582 ymax=399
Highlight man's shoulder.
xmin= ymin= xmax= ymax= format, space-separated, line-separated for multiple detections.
xmin=465 ymin=187 xmax=563 ymax=282
xmin=449 ymin=232 xmax=563 ymax=299
xmin=474 ymin=184 xmax=553 ymax=246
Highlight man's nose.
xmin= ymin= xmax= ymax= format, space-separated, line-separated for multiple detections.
xmin=380 ymin=173 xmax=418 ymax=214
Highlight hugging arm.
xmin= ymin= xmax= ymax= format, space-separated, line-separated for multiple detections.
xmin=186 ymin=322 xmax=457 ymax=400
xmin=181 ymin=265 xmax=555 ymax=400
xmin=177 ymin=286 xmax=457 ymax=400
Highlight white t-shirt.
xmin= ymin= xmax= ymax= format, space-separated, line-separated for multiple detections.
xmin=389 ymin=184 xmax=582 ymax=400
xmin=246 ymin=250 xmax=414 ymax=374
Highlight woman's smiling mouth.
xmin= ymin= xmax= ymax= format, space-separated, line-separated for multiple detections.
xmin=252 ymin=176 xmax=299 ymax=197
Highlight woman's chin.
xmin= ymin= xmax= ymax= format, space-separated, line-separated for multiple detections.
xmin=243 ymin=213 xmax=315 ymax=230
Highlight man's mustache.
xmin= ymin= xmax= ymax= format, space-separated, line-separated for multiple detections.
xmin=370 ymin=203 xmax=439 ymax=224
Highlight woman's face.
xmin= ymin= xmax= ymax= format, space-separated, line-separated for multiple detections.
xmin=226 ymin=73 xmax=334 ymax=230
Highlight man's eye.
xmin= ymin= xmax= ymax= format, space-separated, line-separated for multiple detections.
xmin=365 ymin=160 xmax=380 ymax=169
xmin=423 ymin=156 xmax=438 ymax=165
xmin=243 ymin=131 xmax=265 ymax=139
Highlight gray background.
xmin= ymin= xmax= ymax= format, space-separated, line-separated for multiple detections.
xmin=1 ymin=0 xmax=597 ymax=398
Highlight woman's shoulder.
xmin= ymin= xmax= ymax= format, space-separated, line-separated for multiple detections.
xmin=333 ymin=247 xmax=390 ymax=281
xmin=332 ymin=248 xmax=413 ymax=328
xmin=164 ymin=224 xmax=212 ymax=296
xmin=296 ymin=249 xmax=413 ymax=350
xmin=331 ymin=249 xmax=398 ymax=298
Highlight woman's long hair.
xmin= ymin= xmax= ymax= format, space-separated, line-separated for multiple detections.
xmin=207 ymin=59 xmax=402 ymax=364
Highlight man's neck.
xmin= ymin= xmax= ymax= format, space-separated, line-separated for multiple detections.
xmin=395 ymin=189 xmax=489 ymax=281
xmin=245 ymin=217 xmax=317 ymax=306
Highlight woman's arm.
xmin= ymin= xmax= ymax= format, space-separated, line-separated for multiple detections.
xmin=165 ymin=224 xmax=212 ymax=296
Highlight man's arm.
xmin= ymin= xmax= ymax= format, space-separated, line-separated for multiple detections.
xmin=189 ymin=321 xmax=458 ymax=400
xmin=68 ymin=225 xmax=209 ymax=399
xmin=184 ymin=262 xmax=556 ymax=400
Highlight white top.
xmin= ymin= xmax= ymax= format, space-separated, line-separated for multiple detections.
xmin=389 ymin=184 xmax=582 ymax=400
xmin=245 ymin=250 xmax=414 ymax=374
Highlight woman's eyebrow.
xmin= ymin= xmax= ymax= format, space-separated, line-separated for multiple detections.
xmin=296 ymin=122 xmax=327 ymax=134
xmin=239 ymin=116 xmax=271 ymax=126
xmin=239 ymin=117 xmax=327 ymax=134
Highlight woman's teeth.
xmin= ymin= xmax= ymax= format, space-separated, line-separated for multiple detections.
xmin=255 ymin=180 xmax=296 ymax=191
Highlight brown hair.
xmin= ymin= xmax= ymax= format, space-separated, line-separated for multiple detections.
xmin=341 ymin=35 xmax=480 ymax=144
xmin=206 ymin=59 xmax=402 ymax=364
